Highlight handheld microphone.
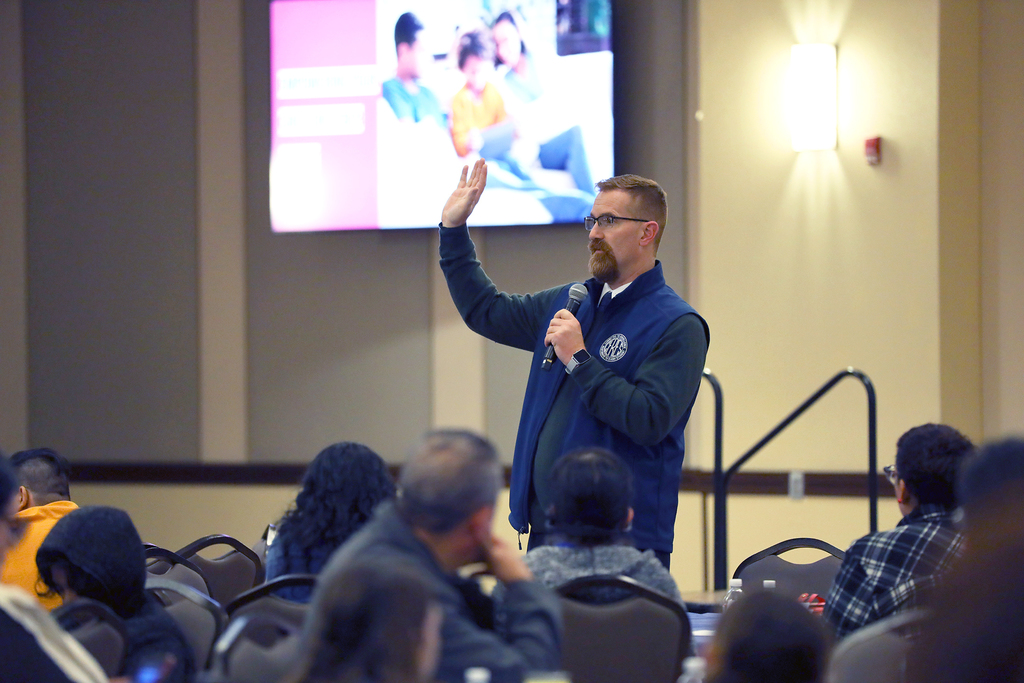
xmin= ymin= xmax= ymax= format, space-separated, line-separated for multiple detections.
xmin=541 ymin=283 xmax=588 ymax=371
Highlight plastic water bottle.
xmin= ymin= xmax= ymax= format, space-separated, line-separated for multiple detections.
xmin=722 ymin=578 xmax=743 ymax=611
xmin=678 ymin=656 xmax=706 ymax=683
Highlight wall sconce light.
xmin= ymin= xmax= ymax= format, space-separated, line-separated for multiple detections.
xmin=785 ymin=43 xmax=837 ymax=151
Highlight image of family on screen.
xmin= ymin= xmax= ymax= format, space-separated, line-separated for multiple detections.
xmin=374 ymin=0 xmax=613 ymax=228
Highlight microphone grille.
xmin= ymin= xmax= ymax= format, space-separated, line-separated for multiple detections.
xmin=568 ymin=283 xmax=588 ymax=302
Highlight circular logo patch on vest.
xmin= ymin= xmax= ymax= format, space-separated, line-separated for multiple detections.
xmin=599 ymin=334 xmax=628 ymax=362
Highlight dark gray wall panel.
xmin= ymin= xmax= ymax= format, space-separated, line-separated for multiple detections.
xmin=24 ymin=1 xmax=199 ymax=461
xmin=244 ymin=1 xmax=431 ymax=462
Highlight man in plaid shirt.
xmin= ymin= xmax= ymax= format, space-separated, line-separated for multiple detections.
xmin=824 ymin=423 xmax=975 ymax=638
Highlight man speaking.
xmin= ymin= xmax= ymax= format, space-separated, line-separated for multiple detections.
xmin=439 ymin=160 xmax=709 ymax=567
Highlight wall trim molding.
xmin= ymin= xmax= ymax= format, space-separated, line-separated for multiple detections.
xmin=72 ymin=462 xmax=889 ymax=497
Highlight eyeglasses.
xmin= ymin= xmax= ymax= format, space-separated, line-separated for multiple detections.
xmin=883 ymin=465 xmax=898 ymax=486
xmin=584 ymin=215 xmax=651 ymax=231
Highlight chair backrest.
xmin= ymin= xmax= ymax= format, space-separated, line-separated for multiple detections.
xmin=146 ymin=577 xmax=228 ymax=669
xmin=208 ymin=613 xmax=302 ymax=683
xmin=827 ymin=608 xmax=928 ymax=683
xmin=175 ymin=534 xmax=265 ymax=607
xmin=146 ymin=546 xmax=213 ymax=598
xmin=557 ymin=575 xmax=691 ymax=683
xmin=734 ymin=537 xmax=846 ymax=599
xmin=224 ymin=575 xmax=316 ymax=646
xmin=53 ymin=598 xmax=128 ymax=677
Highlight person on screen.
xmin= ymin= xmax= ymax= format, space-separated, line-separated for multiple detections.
xmin=382 ymin=12 xmax=445 ymax=127
xmin=438 ymin=161 xmax=710 ymax=569
xmin=450 ymin=29 xmax=512 ymax=159
xmin=491 ymin=11 xmax=594 ymax=193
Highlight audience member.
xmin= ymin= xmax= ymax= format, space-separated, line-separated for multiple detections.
xmin=316 ymin=429 xmax=561 ymax=683
xmin=956 ymin=435 xmax=1024 ymax=526
xmin=706 ymin=591 xmax=830 ymax=683
xmin=824 ymin=423 xmax=975 ymax=638
xmin=2 ymin=447 xmax=78 ymax=608
xmin=523 ymin=447 xmax=680 ymax=602
xmin=381 ymin=12 xmax=446 ymax=127
xmin=265 ymin=441 xmax=395 ymax=602
xmin=284 ymin=559 xmax=442 ymax=683
xmin=906 ymin=440 xmax=1024 ymax=683
xmin=0 ymin=456 xmax=107 ymax=683
xmin=36 ymin=506 xmax=196 ymax=683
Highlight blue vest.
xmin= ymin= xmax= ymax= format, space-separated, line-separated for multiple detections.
xmin=508 ymin=263 xmax=706 ymax=552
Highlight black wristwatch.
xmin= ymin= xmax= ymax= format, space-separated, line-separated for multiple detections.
xmin=565 ymin=349 xmax=592 ymax=375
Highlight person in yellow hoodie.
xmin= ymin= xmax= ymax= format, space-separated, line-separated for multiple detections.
xmin=1 ymin=448 xmax=78 ymax=608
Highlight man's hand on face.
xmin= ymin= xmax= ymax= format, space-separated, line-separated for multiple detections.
xmin=544 ymin=309 xmax=586 ymax=366
xmin=482 ymin=534 xmax=533 ymax=584
xmin=441 ymin=158 xmax=488 ymax=228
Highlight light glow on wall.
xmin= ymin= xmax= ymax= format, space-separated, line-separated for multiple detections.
xmin=785 ymin=44 xmax=837 ymax=151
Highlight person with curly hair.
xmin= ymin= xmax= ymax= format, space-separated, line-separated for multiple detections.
xmin=265 ymin=442 xmax=396 ymax=602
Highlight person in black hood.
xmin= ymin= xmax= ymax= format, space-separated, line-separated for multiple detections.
xmin=36 ymin=505 xmax=196 ymax=683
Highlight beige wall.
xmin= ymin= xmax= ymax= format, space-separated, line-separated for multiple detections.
xmin=4 ymin=0 xmax=1024 ymax=586
xmin=980 ymin=0 xmax=1024 ymax=438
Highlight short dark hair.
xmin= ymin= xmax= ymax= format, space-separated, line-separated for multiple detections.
xmin=457 ymin=30 xmax=494 ymax=70
xmin=11 ymin=447 xmax=71 ymax=500
xmin=394 ymin=12 xmax=423 ymax=51
xmin=547 ymin=447 xmax=633 ymax=546
xmin=595 ymin=174 xmax=668 ymax=250
xmin=957 ymin=437 xmax=1024 ymax=516
xmin=0 ymin=456 xmax=16 ymax=511
xmin=895 ymin=424 xmax=975 ymax=507
xmin=709 ymin=591 xmax=830 ymax=683
xmin=396 ymin=430 xmax=501 ymax=533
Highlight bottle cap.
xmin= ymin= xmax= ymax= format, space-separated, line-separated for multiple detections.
xmin=763 ymin=580 xmax=776 ymax=590
xmin=729 ymin=578 xmax=743 ymax=588
xmin=465 ymin=668 xmax=491 ymax=683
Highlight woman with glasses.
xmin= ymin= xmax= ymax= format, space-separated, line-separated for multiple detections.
xmin=823 ymin=423 xmax=975 ymax=639
xmin=0 ymin=455 xmax=107 ymax=683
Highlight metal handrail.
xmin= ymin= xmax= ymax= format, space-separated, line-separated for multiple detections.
xmin=712 ymin=368 xmax=877 ymax=590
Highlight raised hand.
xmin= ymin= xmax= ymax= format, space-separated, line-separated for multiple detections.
xmin=441 ymin=158 xmax=488 ymax=228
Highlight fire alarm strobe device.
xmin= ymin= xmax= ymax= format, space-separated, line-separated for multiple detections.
xmin=865 ymin=137 xmax=882 ymax=165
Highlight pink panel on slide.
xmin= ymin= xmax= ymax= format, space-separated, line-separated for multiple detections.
xmin=271 ymin=0 xmax=377 ymax=231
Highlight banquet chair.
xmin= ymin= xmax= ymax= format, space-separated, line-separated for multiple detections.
xmin=557 ymin=574 xmax=691 ymax=683
xmin=224 ymin=574 xmax=316 ymax=647
xmin=146 ymin=545 xmax=213 ymax=597
xmin=734 ymin=537 xmax=845 ymax=599
xmin=53 ymin=598 xmax=128 ymax=677
xmin=146 ymin=577 xmax=228 ymax=669
xmin=827 ymin=608 xmax=928 ymax=683
xmin=175 ymin=534 xmax=265 ymax=607
xmin=207 ymin=612 xmax=302 ymax=683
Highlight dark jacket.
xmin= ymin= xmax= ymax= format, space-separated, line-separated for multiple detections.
xmin=37 ymin=506 xmax=196 ymax=683
xmin=439 ymin=225 xmax=709 ymax=552
xmin=318 ymin=502 xmax=562 ymax=683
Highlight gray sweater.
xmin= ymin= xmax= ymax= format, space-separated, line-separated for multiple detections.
xmin=524 ymin=545 xmax=682 ymax=603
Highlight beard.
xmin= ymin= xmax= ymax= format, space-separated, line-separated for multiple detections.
xmin=589 ymin=239 xmax=620 ymax=284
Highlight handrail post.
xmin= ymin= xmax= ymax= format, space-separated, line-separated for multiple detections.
xmin=701 ymin=370 xmax=726 ymax=590
xmin=712 ymin=368 xmax=878 ymax=591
